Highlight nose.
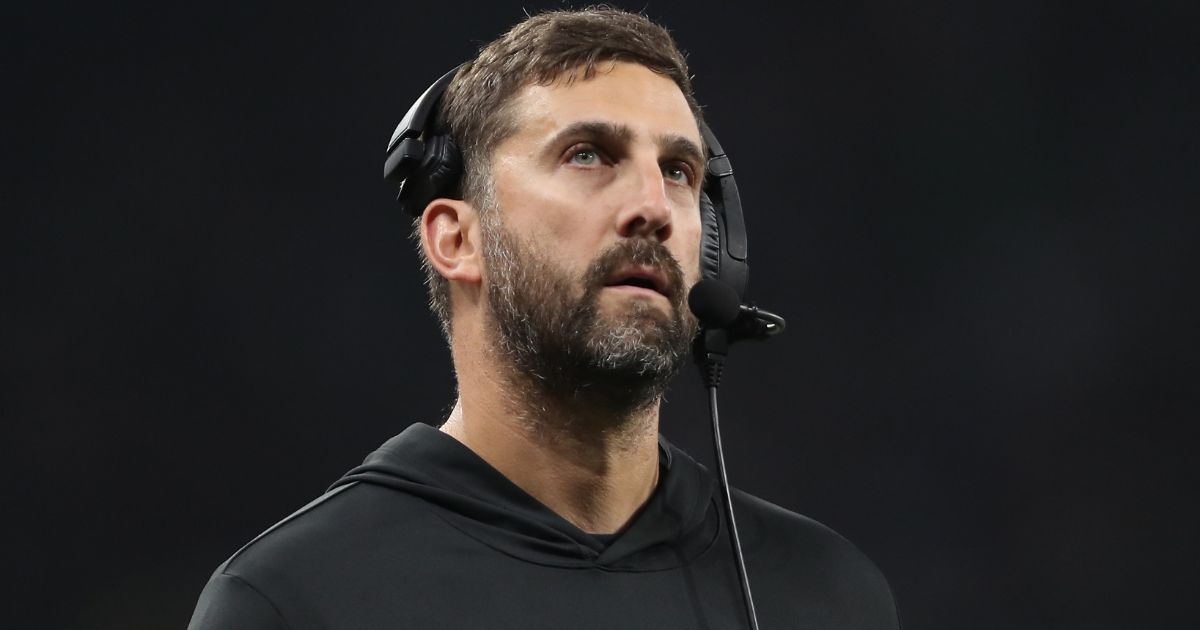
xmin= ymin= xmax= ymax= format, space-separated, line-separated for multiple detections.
xmin=615 ymin=157 xmax=673 ymax=242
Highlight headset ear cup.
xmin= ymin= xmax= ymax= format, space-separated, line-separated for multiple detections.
xmin=397 ymin=134 xmax=463 ymax=216
xmin=425 ymin=134 xmax=462 ymax=198
xmin=699 ymin=190 xmax=722 ymax=281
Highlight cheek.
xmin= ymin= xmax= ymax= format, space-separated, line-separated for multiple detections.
xmin=674 ymin=217 xmax=704 ymax=282
xmin=494 ymin=165 xmax=611 ymax=247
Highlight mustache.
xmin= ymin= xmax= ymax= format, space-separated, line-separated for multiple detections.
xmin=582 ymin=239 xmax=687 ymax=305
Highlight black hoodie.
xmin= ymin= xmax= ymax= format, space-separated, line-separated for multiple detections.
xmin=188 ymin=423 xmax=900 ymax=629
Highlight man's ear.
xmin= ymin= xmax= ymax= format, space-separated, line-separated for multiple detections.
xmin=420 ymin=198 xmax=482 ymax=286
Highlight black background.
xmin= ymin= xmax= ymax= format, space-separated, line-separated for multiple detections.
xmin=6 ymin=1 xmax=1198 ymax=628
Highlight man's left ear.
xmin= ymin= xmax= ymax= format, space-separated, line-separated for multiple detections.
xmin=420 ymin=198 xmax=482 ymax=286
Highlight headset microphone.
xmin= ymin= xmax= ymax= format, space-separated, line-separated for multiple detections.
xmin=733 ymin=304 xmax=787 ymax=340
xmin=688 ymin=279 xmax=741 ymax=328
xmin=689 ymin=279 xmax=787 ymax=344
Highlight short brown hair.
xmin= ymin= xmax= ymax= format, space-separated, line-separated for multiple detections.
xmin=414 ymin=6 xmax=701 ymax=340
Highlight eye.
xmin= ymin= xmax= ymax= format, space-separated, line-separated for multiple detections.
xmin=662 ymin=162 xmax=694 ymax=186
xmin=569 ymin=148 xmax=601 ymax=166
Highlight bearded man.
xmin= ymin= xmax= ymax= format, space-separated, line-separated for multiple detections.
xmin=188 ymin=8 xmax=900 ymax=630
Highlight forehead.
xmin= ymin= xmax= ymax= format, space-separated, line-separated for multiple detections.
xmin=502 ymin=61 xmax=702 ymax=149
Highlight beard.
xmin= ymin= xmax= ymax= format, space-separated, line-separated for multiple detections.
xmin=482 ymin=216 xmax=698 ymax=416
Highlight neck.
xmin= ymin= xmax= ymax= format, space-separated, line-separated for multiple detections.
xmin=441 ymin=336 xmax=663 ymax=534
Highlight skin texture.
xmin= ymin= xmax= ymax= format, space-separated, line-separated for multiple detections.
xmin=421 ymin=62 xmax=704 ymax=534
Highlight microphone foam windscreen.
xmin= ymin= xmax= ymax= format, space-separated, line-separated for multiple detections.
xmin=688 ymin=279 xmax=741 ymax=328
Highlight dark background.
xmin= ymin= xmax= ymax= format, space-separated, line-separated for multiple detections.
xmin=6 ymin=1 xmax=1198 ymax=628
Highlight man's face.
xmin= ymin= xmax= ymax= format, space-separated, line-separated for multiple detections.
xmin=480 ymin=61 xmax=705 ymax=406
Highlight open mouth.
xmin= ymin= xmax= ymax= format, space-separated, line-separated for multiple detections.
xmin=604 ymin=267 xmax=669 ymax=297
xmin=614 ymin=276 xmax=659 ymax=291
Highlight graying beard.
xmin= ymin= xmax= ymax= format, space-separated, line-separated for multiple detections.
xmin=585 ymin=318 xmax=680 ymax=377
xmin=481 ymin=215 xmax=688 ymax=405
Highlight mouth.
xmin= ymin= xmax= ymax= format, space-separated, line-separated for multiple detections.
xmin=603 ymin=265 xmax=670 ymax=298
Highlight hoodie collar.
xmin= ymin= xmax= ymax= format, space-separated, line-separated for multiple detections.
xmin=332 ymin=423 xmax=719 ymax=571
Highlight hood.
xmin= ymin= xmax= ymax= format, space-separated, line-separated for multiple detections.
xmin=330 ymin=423 xmax=720 ymax=571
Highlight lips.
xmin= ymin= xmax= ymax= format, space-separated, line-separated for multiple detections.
xmin=603 ymin=265 xmax=670 ymax=297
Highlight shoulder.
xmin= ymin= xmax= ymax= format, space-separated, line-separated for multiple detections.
xmin=189 ymin=485 xmax=358 ymax=629
xmin=188 ymin=572 xmax=288 ymax=630
xmin=223 ymin=479 xmax=445 ymax=572
xmin=730 ymin=489 xmax=902 ymax=629
xmin=731 ymin=489 xmax=878 ymax=568
xmin=190 ymin=481 xmax=445 ymax=630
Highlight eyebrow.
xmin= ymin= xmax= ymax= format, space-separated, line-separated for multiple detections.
xmin=656 ymin=134 xmax=706 ymax=179
xmin=543 ymin=120 xmax=634 ymax=153
xmin=543 ymin=119 xmax=706 ymax=178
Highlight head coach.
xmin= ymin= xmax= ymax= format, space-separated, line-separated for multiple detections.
xmin=188 ymin=7 xmax=900 ymax=629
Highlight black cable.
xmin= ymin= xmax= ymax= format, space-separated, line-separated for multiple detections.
xmin=689 ymin=280 xmax=781 ymax=629
xmin=707 ymin=382 xmax=762 ymax=630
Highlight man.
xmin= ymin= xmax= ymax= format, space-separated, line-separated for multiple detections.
xmin=189 ymin=8 xmax=900 ymax=629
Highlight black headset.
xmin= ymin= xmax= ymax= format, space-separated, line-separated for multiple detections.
xmin=382 ymin=66 xmax=752 ymax=309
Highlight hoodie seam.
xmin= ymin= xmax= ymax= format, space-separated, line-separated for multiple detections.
xmin=225 ymin=484 xmax=353 ymax=569
xmin=425 ymin=497 xmax=723 ymax=574
xmin=429 ymin=508 xmax=602 ymax=569
xmin=219 ymin=572 xmax=293 ymax=630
